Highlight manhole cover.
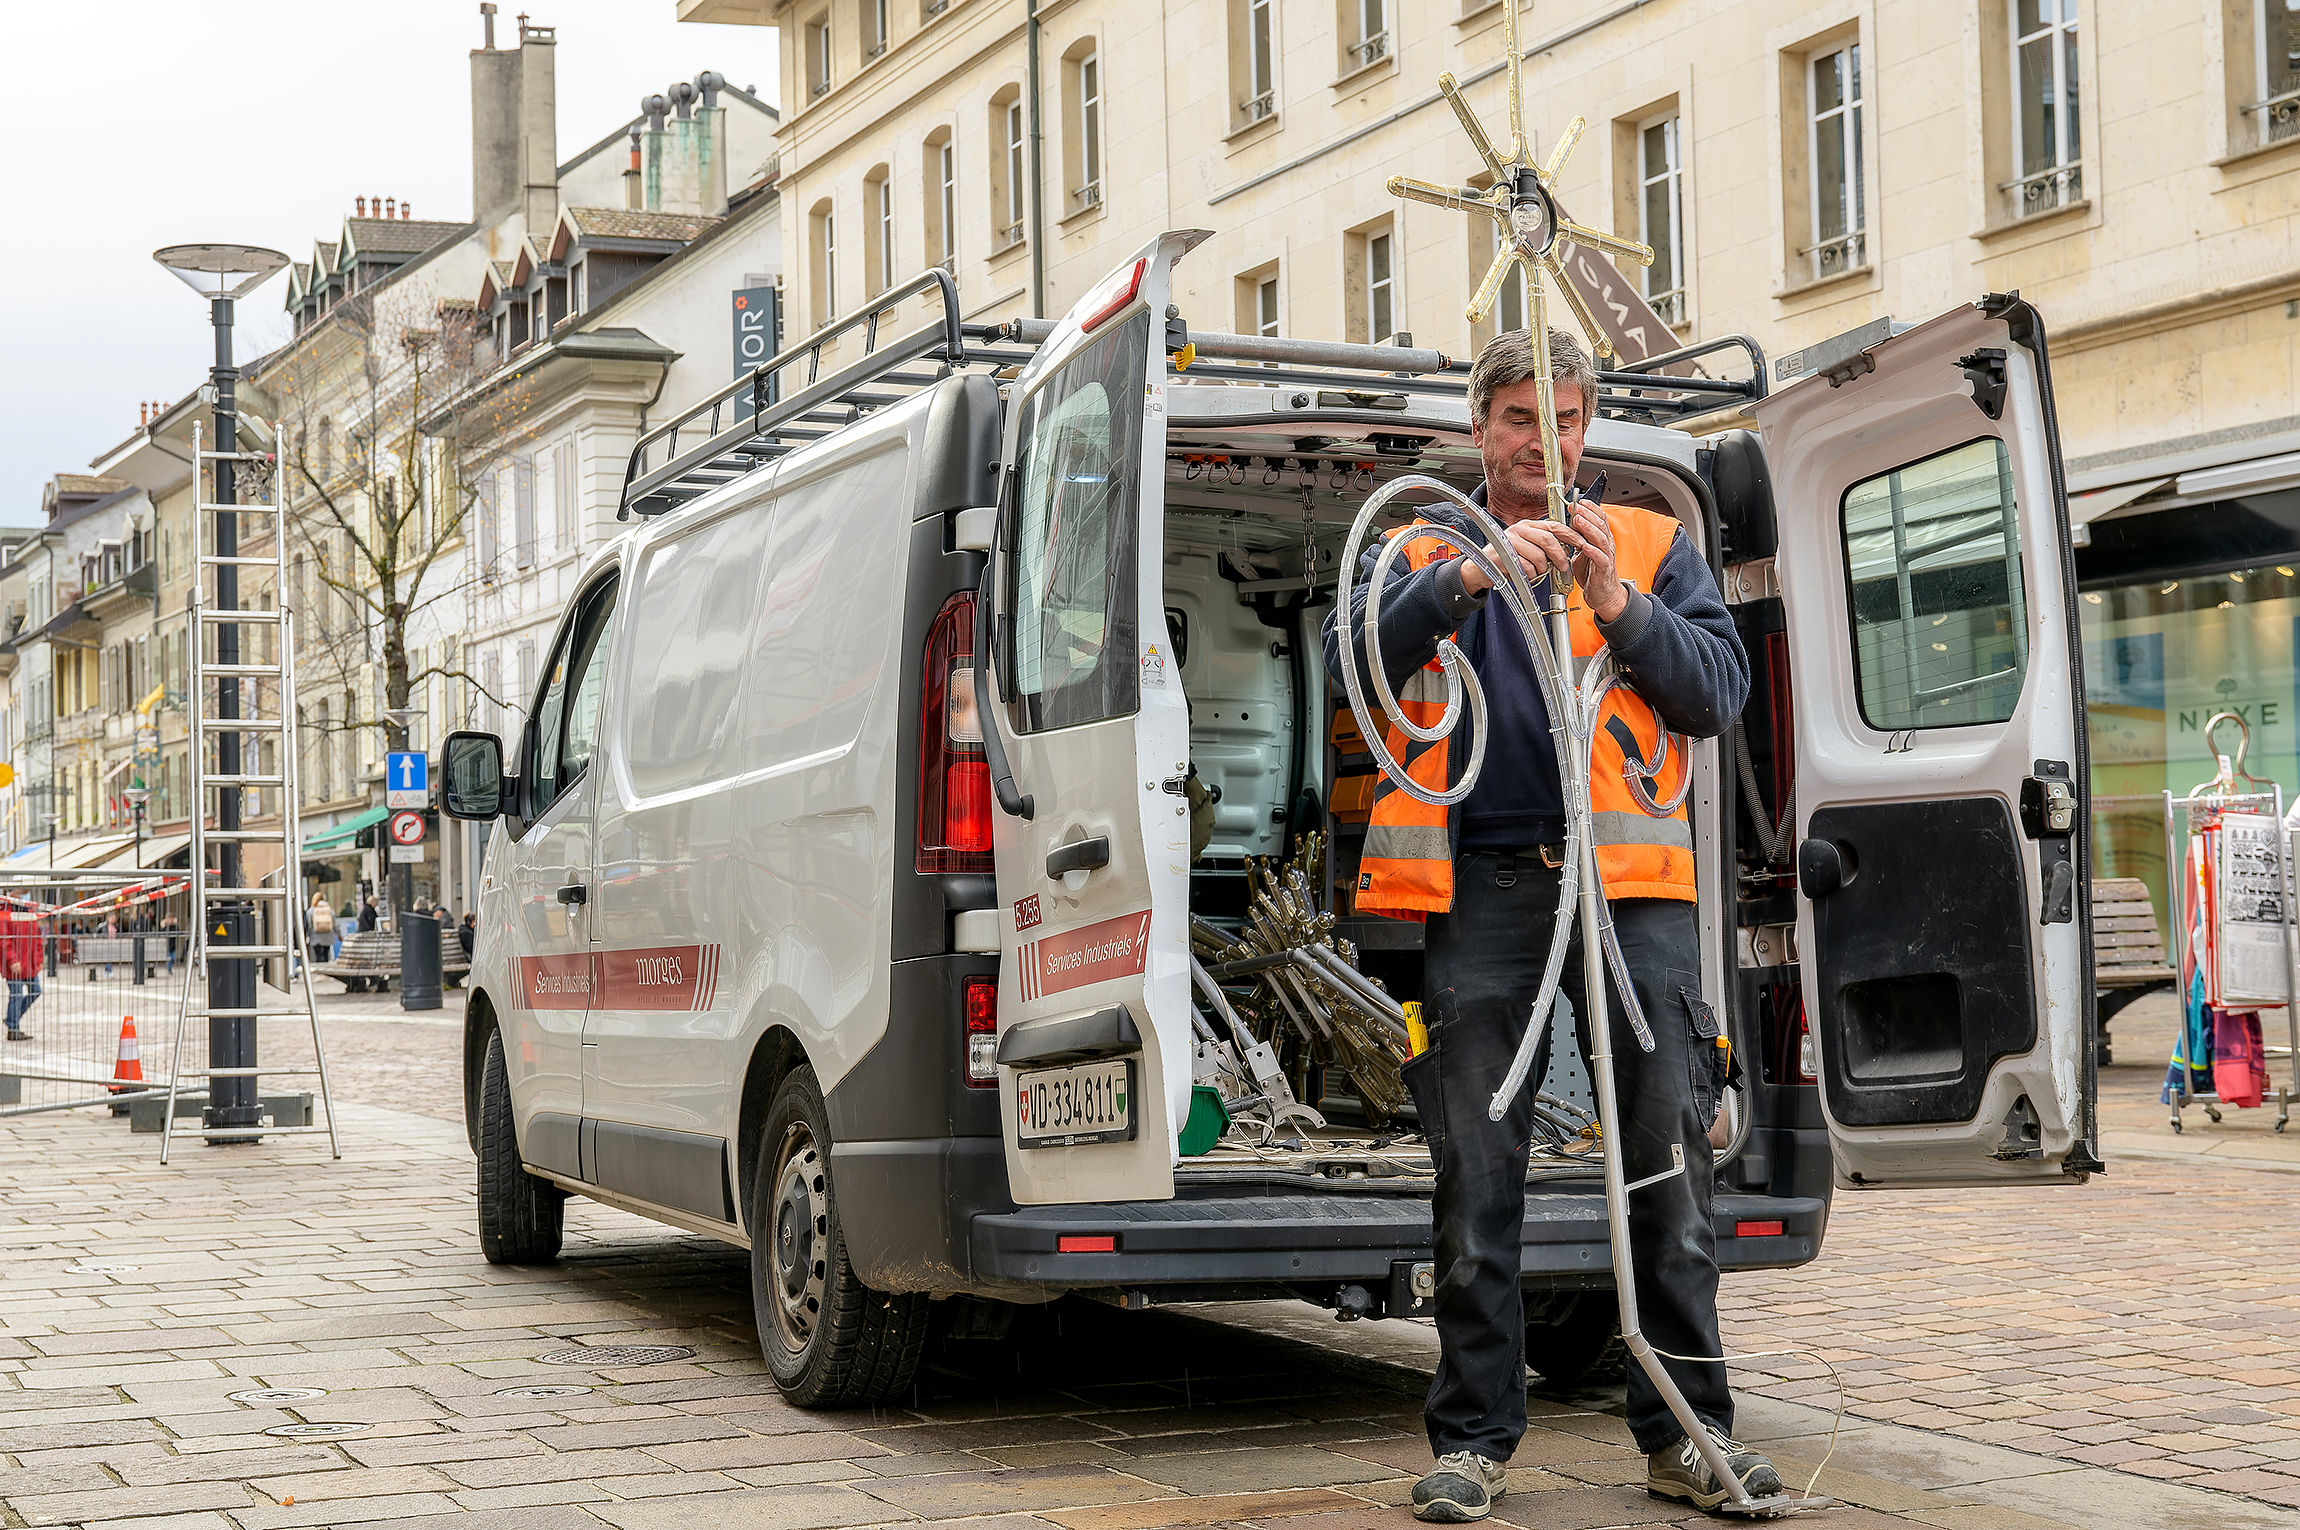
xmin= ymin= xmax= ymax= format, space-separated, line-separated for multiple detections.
xmin=231 ymin=1388 xmax=329 ymax=1404
xmin=537 ymin=1345 xmax=695 ymax=1367
xmin=497 ymin=1384 xmax=594 ymax=1398
xmin=71 ymin=1264 xmax=139 ymax=1274
xmin=264 ymin=1422 xmax=370 ymax=1438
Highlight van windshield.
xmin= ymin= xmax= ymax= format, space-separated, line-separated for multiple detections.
xmin=1005 ymin=310 xmax=1148 ymax=733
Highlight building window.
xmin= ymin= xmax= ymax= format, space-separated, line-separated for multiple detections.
xmin=1638 ymin=114 xmax=1685 ymax=327
xmin=2251 ymin=0 xmax=2300 ymax=146
xmin=1236 ymin=0 xmax=1276 ymax=125
xmin=2008 ymin=0 xmax=2081 ymax=217
xmin=1075 ymin=51 xmax=1103 ymax=210
xmin=864 ymin=0 xmax=888 ymax=56
xmin=1807 ymin=42 xmax=1866 ymax=280
xmin=939 ymin=140 xmax=958 ymax=266
xmin=807 ymin=13 xmax=832 ymax=97
xmin=1257 ymin=276 xmax=1280 ymax=338
xmin=813 ymin=201 xmax=839 ymax=324
xmin=989 ymin=92 xmax=1025 ymax=247
xmin=877 ymin=173 xmax=896 ymax=291
xmin=1368 ymin=231 xmax=1394 ymax=343
xmin=865 ymin=165 xmax=893 ymax=294
xmin=1346 ymin=0 xmax=1388 ymax=70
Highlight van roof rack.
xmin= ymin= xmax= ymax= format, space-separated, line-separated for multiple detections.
xmin=619 ymin=270 xmax=1767 ymax=518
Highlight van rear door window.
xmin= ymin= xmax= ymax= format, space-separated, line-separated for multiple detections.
xmin=1006 ymin=310 xmax=1148 ymax=734
xmin=1839 ymin=436 xmax=2027 ymax=730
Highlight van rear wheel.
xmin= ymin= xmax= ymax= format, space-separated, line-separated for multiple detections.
xmin=476 ymin=1027 xmax=565 ymax=1265
xmin=752 ymin=1066 xmax=929 ymax=1406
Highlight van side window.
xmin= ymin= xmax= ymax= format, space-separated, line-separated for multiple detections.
xmin=526 ymin=576 xmax=619 ymax=812
xmin=1839 ymin=436 xmax=2027 ymax=730
xmin=1005 ymin=309 xmax=1149 ymax=733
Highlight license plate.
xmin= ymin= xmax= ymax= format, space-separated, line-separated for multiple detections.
xmin=1016 ymin=1059 xmax=1136 ymax=1149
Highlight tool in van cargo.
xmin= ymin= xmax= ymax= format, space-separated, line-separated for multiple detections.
xmin=1367 ymin=5 xmax=1820 ymax=1513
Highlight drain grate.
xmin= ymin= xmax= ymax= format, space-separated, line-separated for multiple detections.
xmin=537 ymin=1344 xmax=696 ymax=1367
xmin=497 ymin=1384 xmax=594 ymax=1399
xmin=264 ymin=1422 xmax=371 ymax=1438
xmin=231 ymin=1388 xmax=328 ymax=1404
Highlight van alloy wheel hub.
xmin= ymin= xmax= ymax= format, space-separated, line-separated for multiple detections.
xmin=771 ymin=1126 xmax=829 ymax=1348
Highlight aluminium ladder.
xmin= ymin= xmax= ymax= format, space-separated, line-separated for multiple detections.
xmin=161 ymin=422 xmax=341 ymax=1162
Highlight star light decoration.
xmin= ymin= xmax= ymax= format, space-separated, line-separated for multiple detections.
xmin=1386 ymin=0 xmax=1655 ymax=521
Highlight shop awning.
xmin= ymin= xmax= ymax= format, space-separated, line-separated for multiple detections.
xmin=2068 ymin=476 xmax=2173 ymax=528
xmin=2177 ymin=450 xmax=2300 ymax=501
xmin=59 ymin=835 xmax=136 ymax=870
xmin=304 ymin=806 xmax=388 ymax=854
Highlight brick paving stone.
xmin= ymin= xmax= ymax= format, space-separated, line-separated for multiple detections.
xmin=595 ymin=1483 xmax=922 ymax=1530
xmin=1046 ymin=1487 xmax=1363 ymax=1529
xmin=1116 ymin=1448 xmax=1405 ymax=1496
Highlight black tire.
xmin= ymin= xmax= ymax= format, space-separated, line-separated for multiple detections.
xmin=1525 ymin=1292 xmax=1628 ymax=1389
xmin=476 ymin=1027 xmax=565 ymax=1265
xmin=751 ymin=1065 xmax=929 ymax=1407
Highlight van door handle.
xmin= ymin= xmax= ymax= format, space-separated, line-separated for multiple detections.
xmin=1046 ymin=837 xmax=1110 ymax=878
xmin=556 ymin=883 xmax=588 ymax=906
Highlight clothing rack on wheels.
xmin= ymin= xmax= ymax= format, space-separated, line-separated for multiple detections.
xmin=2161 ymin=711 xmax=2298 ymax=1133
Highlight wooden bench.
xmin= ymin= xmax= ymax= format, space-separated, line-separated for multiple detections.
xmin=316 ymin=928 xmax=471 ymax=993
xmin=2094 ymin=876 xmax=2175 ymax=1065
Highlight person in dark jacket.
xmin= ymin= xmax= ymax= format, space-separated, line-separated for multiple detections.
xmin=457 ymin=911 xmax=476 ymax=960
xmin=1323 ymin=329 xmax=1773 ymax=1519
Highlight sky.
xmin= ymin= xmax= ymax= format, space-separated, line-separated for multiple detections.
xmin=0 ymin=0 xmax=779 ymax=526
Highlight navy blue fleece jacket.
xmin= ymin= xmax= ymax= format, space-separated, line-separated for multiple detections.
xmin=1321 ymin=485 xmax=1748 ymax=850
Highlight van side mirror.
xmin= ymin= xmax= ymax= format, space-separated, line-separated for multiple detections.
xmin=442 ymin=731 xmax=508 ymax=819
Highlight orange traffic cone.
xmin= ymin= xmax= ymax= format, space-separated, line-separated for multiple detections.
xmin=109 ymin=1016 xmax=143 ymax=1095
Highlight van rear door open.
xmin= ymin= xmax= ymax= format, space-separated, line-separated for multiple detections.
xmin=983 ymin=233 xmax=1205 ymax=1205
xmin=1756 ymin=298 xmax=2100 ymax=1189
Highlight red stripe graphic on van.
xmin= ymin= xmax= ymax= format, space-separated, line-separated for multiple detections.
xmin=1016 ymin=909 xmax=1152 ymax=1004
xmin=515 ymin=945 xmax=722 ymax=1011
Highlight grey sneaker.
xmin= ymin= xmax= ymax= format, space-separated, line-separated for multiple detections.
xmin=1412 ymin=1450 xmax=1507 ymax=1523
xmin=1646 ymin=1426 xmax=1783 ymax=1510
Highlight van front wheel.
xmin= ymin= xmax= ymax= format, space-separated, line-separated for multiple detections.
xmin=476 ymin=1027 xmax=565 ymax=1265
xmin=751 ymin=1066 xmax=929 ymax=1406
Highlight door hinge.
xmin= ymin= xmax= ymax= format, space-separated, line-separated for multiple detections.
xmin=1958 ymin=348 xmax=2008 ymax=420
xmin=1992 ymin=1095 xmax=2043 ymax=1161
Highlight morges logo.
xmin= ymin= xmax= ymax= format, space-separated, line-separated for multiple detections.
xmin=1015 ymin=908 xmax=1152 ymax=1003
xmin=1014 ymin=894 xmax=1042 ymax=932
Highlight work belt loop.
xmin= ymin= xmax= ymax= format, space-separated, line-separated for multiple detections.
xmin=1494 ymin=852 xmax=1517 ymax=889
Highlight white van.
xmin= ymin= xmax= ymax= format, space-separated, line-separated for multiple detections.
xmin=444 ymin=233 xmax=2099 ymax=1407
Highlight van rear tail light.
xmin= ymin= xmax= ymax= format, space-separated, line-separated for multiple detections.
xmin=1079 ymin=258 xmax=1146 ymax=333
xmin=918 ymin=593 xmax=994 ymax=874
xmin=1764 ymin=981 xmax=1817 ymax=1086
xmin=963 ymin=975 xmax=998 ymax=1087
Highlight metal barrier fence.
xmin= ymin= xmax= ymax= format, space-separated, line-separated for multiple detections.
xmin=0 ymin=873 xmax=324 ymax=1129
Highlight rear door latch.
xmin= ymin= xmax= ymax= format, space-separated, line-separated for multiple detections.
xmin=2020 ymin=764 xmax=2077 ymax=925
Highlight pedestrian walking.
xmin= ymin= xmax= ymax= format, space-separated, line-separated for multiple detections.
xmin=4 ymin=910 xmax=42 ymax=1041
xmin=1324 ymin=328 xmax=1771 ymax=1518
xmin=307 ymin=894 xmax=335 ymax=970
xmin=457 ymin=910 xmax=476 ymax=960
xmin=159 ymin=911 xmax=181 ymax=975
xmin=359 ymin=896 xmax=378 ymax=933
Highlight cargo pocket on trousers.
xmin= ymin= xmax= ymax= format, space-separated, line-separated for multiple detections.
xmin=1677 ymin=979 xmax=1730 ymax=1133
xmin=1402 ymin=992 xmax=1449 ymax=1178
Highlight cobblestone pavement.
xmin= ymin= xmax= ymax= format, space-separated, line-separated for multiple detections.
xmin=0 ymin=984 xmax=2292 ymax=1528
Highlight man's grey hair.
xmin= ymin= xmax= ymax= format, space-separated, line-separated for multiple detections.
xmin=1468 ymin=327 xmax=1598 ymax=429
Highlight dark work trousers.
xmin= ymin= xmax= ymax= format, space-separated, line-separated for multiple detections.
xmin=1421 ymin=851 xmax=1729 ymax=1461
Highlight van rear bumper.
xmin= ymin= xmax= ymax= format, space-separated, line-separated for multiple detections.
xmin=967 ymin=1186 xmax=1825 ymax=1300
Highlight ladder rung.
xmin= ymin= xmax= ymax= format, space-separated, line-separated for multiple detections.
xmin=196 ymin=499 xmax=281 ymax=512
xmin=195 ymin=945 xmax=294 ymax=958
xmin=197 ymin=609 xmax=283 ymax=624
xmin=173 ymin=1066 xmax=326 ymax=1079
xmin=198 ymin=555 xmax=278 ymax=566
xmin=200 ymin=664 xmax=285 ymax=679
xmin=179 ymin=1126 xmax=334 ymax=1140
xmin=199 ymin=717 xmax=284 ymax=731
xmin=185 ymin=1008 xmax=326 ymax=1019
xmin=200 ymin=886 xmax=288 ymax=898
xmin=196 ymin=829 xmax=283 ymax=842
xmin=196 ymin=450 xmax=271 ymax=462
xmin=201 ymin=774 xmax=284 ymax=788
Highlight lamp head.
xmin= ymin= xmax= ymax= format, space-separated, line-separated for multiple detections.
xmin=152 ymin=244 xmax=291 ymax=301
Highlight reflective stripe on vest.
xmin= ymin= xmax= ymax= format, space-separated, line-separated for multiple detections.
xmin=1353 ymin=504 xmax=1696 ymax=918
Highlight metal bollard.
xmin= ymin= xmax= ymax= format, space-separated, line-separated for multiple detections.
xmin=132 ymin=935 xmax=145 ymax=987
xmin=400 ymin=911 xmax=442 ymax=1011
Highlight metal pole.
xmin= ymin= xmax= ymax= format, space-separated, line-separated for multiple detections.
xmin=206 ymin=294 xmax=258 ymax=1135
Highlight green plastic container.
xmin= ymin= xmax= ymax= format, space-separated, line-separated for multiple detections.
xmin=1178 ymin=1084 xmax=1231 ymax=1156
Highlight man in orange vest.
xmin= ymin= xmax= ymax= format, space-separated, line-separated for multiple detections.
xmin=1323 ymin=329 xmax=1768 ymax=1518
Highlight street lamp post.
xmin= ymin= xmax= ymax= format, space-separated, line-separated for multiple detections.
xmin=153 ymin=243 xmax=288 ymax=1139
xmin=123 ymin=786 xmax=149 ymax=871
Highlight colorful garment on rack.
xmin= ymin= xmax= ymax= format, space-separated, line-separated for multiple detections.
xmin=2163 ymin=967 xmax=2215 ymax=1104
xmin=2213 ymin=1010 xmax=2271 ymax=1109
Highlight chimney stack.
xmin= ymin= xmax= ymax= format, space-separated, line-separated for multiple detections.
xmin=624 ymin=126 xmax=643 ymax=211
xmin=472 ymin=10 xmax=559 ymax=232
xmin=403 ymin=200 xmax=412 ymax=219
xmin=356 ymin=195 xmax=367 ymax=217
xmin=385 ymin=197 xmax=396 ymax=218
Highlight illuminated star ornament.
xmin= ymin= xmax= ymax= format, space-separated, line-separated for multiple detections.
xmin=1386 ymin=1 xmax=1655 ymax=521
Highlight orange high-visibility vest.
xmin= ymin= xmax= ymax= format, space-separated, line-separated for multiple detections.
xmin=1354 ymin=503 xmax=1694 ymax=919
